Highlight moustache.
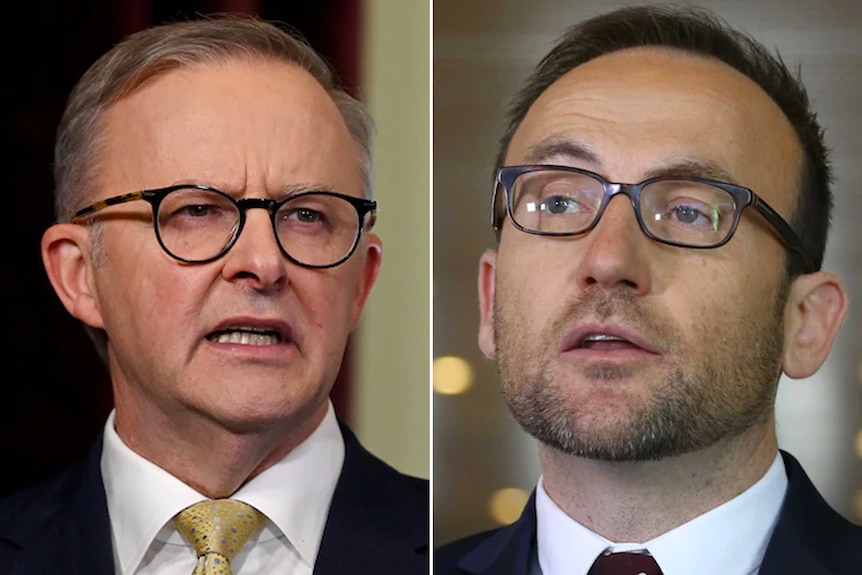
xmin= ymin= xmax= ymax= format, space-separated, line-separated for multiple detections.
xmin=547 ymin=288 xmax=678 ymax=352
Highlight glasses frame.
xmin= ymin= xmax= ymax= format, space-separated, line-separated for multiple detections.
xmin=71 ymin=184 xmax=377 ymax=269
xmin=493 ymin=165 xmax=813 ymax=273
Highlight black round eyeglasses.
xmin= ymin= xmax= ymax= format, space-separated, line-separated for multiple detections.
xmin=71 ymin=184 xmax=377 ymax=269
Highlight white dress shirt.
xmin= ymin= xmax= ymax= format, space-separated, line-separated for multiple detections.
xmin=100 ymin=402 xmax=345 ymax=575
xmin=536 ymin=453 xmax=788 ymax=575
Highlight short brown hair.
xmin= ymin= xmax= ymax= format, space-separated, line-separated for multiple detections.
xmin=496 ymin=4 xmax=831 ymax=276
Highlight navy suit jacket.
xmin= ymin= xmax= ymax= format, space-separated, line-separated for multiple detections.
xmin=435 ymin=451 xmax=862 ymax=575
xmin=0 ymin=420 xmax=428 ymax=575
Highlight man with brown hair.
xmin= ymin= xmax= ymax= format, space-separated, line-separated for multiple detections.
xmin=436 ymin=4 xmax=859 ymax=574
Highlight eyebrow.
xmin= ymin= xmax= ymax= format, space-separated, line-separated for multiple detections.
xmin=642 ymin=158 xmax=738 ymax=184
xmin=522 ymin=137 xmax=739 ymax=185
xmin=282 ymin=182 xmax=336 ymax=197
xmin=523 ymin=138 xmax=602 ymax=166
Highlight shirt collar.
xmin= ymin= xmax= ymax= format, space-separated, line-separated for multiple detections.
xmin=101 ymin=402 xmax=345 ymax=575
xmin=536 ymin=452 xmax=788 ymax=575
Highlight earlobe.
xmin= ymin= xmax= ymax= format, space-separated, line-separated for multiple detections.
xmin=477 ymin=249 xmax=498 ymax=359
xmin=782 ymin=271 xmax=848 ymax=379
xmin=41 ymin=223 xmax=105 ymax=329
xmin=348 ymin=233 xmax=383 ymax=331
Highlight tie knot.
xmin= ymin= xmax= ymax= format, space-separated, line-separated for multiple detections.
xmin=174 ymin=499 xmax=266 ymax=564
xmin=586 ymin=550 xmax=664 ymax=575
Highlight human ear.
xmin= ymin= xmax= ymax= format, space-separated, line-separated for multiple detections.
xmin=477 ymin=249 xmax=498 ymax=359
xmin=781 ymin=271 xmax=848 ymax=379
xmin=348 ymin=232 xmax=383 ymax=331
xmin=41 ymin=223 xmax=106 ymax=329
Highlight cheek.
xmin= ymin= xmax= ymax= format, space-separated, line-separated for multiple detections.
xmin=670 ymin=261 xmax=781 ymax=343
xmin=293 ymin=268 xmax=361 ymax=332
xmin=295 ymin=280 xmax=355 ymax=374
xmin=97 ymin=248 xmax=208 ymax=345
xmin=495 ymin=247 xmax=565 ymax=330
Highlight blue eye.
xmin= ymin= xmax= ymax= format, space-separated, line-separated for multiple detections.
xmin=668 ymin=202 xmax=720 ymax=231
xmin=545 ymin=196 xmax=581 ymax=214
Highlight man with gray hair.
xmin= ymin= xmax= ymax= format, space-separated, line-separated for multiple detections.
xmin=0 ymin=14 xmax=427 ymax=575
xmin=436 ymin=4 xmax=860 ymax=575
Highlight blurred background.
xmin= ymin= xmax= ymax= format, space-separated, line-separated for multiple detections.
xmin=1 ymin=0 xmax=429 ymax=498
xmin=433 ymin=0 xmax=862 ymax=544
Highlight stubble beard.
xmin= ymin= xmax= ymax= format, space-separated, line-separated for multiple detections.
xmin=495 ymin=284 xmax=788 ymax=462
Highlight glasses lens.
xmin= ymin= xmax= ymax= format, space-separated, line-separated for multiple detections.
xmin=640 ymin=181 xmax=737 ymax=247
xmin=509 ymin=169 xmax=604 ymax=234
xmin=157 ymin=187 xmax=240 ymax=261
xmin=275 ymin=193 xmax=360 ymax=267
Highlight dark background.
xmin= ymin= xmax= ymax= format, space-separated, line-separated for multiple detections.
xmin=2 ymin=0 xmax=363 ymax=498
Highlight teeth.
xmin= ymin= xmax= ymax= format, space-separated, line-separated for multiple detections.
xmin=582 ymin=333 xmax=627 ymax=342
xmin=212 ymin=329 xmax=280 ymax=345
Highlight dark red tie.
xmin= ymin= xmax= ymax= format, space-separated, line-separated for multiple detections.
xmin=586 ymin=551 xmax=664 ymax=575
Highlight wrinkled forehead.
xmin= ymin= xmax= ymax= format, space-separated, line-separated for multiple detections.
xmin=507 ymin=47 xmax=804 ymax=214
xmin=94 ymin=58 xmax=361 ymax=198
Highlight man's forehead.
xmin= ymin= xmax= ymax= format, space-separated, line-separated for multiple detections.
xmin=94 ymin=58 xmax=360 ymax=198
xmin=524 ymin=47 xmax=779 ymax=121
xmin=505 ymin=46 xmax=803 ymax=203
xmin=521 ymin=136 xmax=741 ymax=184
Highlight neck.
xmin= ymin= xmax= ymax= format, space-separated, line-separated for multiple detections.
xmin=538 ymin=422 xmax=779 ymax=542
xmin=113 ymin=397 xmax=328 ymax=498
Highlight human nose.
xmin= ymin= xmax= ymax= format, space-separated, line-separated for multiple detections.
xmin=220 ymin=207 xmax=287 ymax=291
xmin=573 ymin=194 xmax=652 ymax=294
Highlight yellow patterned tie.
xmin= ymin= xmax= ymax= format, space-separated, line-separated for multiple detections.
xmin=174 ymin=499 xmax=266 ymax=575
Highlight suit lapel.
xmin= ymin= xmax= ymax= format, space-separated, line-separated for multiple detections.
xmin=313 ymin=421 xmax=428 ymax=575
xmin=759 ymin=451 xmax=860 ymax=575
xmin=62 ymin=446 xmax=114 ymax=575
xmin=759 ymin=520 xmax=831 ymax=575
xmin=2 ymin=437 xmax=113 ymax=575
xmin=455 ymin=493 xmax=537 ymax=575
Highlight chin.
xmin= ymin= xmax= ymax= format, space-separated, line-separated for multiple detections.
xmin=206 ymin=391 xmax=328 ymax=434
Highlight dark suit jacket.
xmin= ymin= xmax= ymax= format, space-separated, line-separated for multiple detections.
xmin=435 ymin=451 xmax=862 ymax=575
xmin=0 ymin=420 xmax=428 ymax=575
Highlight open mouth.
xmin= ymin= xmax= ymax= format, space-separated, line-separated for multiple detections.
xmin=576 ymin=333 xmax=637 ymax=350
xmin=207 ymin=327 xmax=284 ymax=346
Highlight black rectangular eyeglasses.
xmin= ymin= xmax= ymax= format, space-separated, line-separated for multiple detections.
xmin=492 ymin=165 xmax=814 ymax=273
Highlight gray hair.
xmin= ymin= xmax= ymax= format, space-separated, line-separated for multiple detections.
xmin=54 ymin=13 xmax=375 ymax=223
xmin=53 ymin=14 xmax=375 ymax=363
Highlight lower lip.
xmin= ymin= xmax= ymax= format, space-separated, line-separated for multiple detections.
xmin=203 ymin=338 xmax=297 ymax=361
xmin=562 ymin=343 xmax=658 ymax=361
